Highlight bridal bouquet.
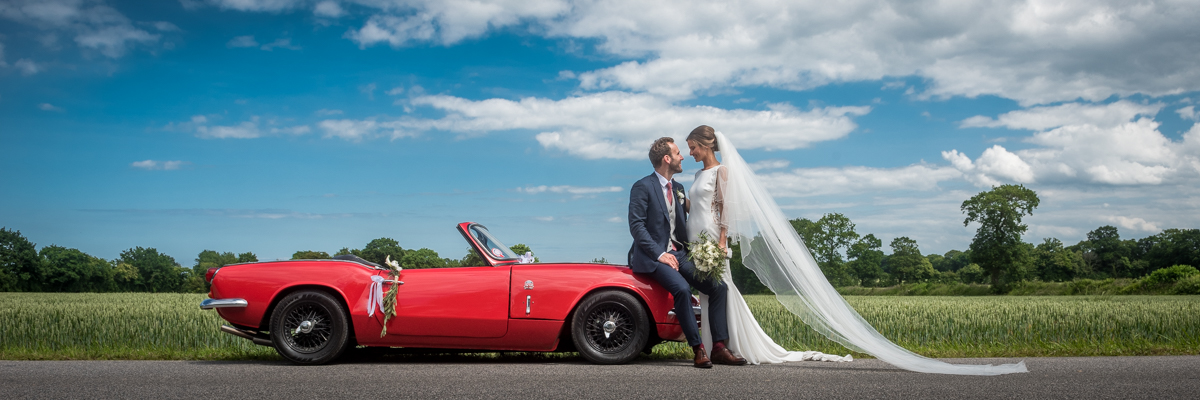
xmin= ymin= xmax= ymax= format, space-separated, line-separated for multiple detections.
xmin=687 ymin=231 xmax=726 ymax=282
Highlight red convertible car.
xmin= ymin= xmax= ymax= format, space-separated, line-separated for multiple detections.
xmin=201 ymin=222 xmax=696 ymax=365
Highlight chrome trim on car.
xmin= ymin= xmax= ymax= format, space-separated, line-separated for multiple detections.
xmin=200 ymin=298 xmax=249 ymax=309
xmin=219 ymin=325 xmax=272 ymax=347
xmin=667 ymin=306 xmax=703 ymax=317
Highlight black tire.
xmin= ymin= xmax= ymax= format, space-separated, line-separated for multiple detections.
xmin=570 ymin=290 xmax=649 ymax=364
xmin=269 ymin=290 xmax=351 ymax=365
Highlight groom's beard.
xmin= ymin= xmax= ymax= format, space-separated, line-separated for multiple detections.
xmin=670 ymin=159 xmax=683 ymax=174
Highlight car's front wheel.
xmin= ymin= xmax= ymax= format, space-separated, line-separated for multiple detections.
xmin=570 ymin=290 xmax=649 ymax=364
xmin=269 ymin=290 xmax=351 ymax=365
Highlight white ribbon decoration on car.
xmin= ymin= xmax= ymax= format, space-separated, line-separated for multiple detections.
xmin=366 ymin=275 xmax=385 ymax=317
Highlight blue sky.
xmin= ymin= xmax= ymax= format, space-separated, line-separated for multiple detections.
xmin=3 ymin=0 xmax=1200 ymax=264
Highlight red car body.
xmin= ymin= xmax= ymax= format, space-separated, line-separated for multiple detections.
xmin=203 ymin=222 xmax=693 ymax=363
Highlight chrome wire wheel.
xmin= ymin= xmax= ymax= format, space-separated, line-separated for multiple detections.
xmin=583 ymin=303 xmax=635 ymax=353
xmin=571 ymin=290 xmax=649 ymax=365
xmin=281 ymin=303 xmax=332 ymax=353
xmin=270 ymin=290 xmax=351 ymax=365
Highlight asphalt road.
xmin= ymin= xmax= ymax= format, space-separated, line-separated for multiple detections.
xmin=3 ymin=355 xmax=1199 ymax=399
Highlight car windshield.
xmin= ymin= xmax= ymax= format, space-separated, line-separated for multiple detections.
xmin=470 ymin=224 xmax=519 ymax=260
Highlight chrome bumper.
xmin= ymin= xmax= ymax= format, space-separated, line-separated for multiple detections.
xmin=667 ymin=306 xmax=703 ymax=318
xmin=200 ymin=298 xmax=248 ymax=310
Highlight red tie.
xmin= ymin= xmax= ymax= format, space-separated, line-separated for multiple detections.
xmin=667 ymin=182 xmax=673 ymax=205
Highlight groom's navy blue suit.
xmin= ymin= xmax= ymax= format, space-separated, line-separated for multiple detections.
xmin=628 ymin=173 xmax=729 ymax=347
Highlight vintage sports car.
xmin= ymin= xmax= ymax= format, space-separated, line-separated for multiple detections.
xmin=201 ymin=222 xmax=698 ymax=365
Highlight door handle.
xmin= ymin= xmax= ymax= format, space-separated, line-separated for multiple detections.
xmin=525 ymin=295 xmax=531 ymax=315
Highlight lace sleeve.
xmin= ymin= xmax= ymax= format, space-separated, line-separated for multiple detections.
xmin=713 ymin=165 xmax=729 ymax=232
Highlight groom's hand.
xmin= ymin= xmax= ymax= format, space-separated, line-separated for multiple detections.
xmin=658 ymin=253 xmax=679 ymax=270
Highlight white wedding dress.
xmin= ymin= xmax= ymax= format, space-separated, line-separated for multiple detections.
xmin=689 ymin=165 xmax=852 ymax=364
xmin=685 ymin=132 xmax=1028 ymax=375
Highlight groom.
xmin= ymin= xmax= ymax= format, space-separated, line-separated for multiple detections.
xmin=628 ymin=137 xmax=746 ymax=368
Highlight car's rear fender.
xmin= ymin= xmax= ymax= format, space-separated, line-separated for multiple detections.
xmin=559 ymin=285 xmax=660 ymax=342
xmin=257 ymin=284 xmax=358 ymax=344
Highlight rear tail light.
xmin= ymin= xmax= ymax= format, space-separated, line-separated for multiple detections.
xmin=206 ymin=267 xmax=218 ymax=283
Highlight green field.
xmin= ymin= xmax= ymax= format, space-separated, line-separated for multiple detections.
xmin=3 ymin=293 xmax=1199 ymax=360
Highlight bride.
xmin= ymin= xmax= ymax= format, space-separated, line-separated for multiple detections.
xmin=681 ymin=125 xmax=1027 ymax=375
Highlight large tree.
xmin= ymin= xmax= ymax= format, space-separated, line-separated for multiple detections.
xmin=1085 ymin=225 xmax=1132 ymax=278
xmin=847 ymin=234 xmax=885 ymax=287
xmin=358 ymin=238 xmax=406 ymax=266
xmin=0 ymin=228 xmax=42 ymax=291
xmin=119 ymin=247 xmax=184 ymax=292
xmin=886 ymin=236 xmax=935 ymax=284
xmin=790 ymin=213 xmax=859 ymax=286
xmin=961 ymin=184 xmax=1039 ymax=289
xmin=39 ymin=245 xmax=114 ymax=292
xmin=1034 ymin=238 xmax=1088 ymax=282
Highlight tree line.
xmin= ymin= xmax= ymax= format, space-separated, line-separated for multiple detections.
xmin=0 ymin=229 xmax=536 ymax=293
xmin=728 ymin=185 xmax=1199 ymax=294
xmin=3 ymin=185 xmax=1197 ymax=294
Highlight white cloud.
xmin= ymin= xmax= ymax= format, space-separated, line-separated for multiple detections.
xmin=606 ymin=216 xmax=624 ymax=223
xmin=749 ymin=159 xmax=790 ymax=171
xmin=316 ymin=119 xmax=417 ymax=141
xmin=534 ymin=216 xmax=555 ymax=222
xmin=15 ymin=59 xmax=40 ymax=75
xmin=946 ymin=101 xmax=1198 ymax=186
xmin=316 ymin=1 xmax=1200 ymax=105
xmin=38 ymin=103 xmax=63 ymax=112
xmin=227 ymin=35 xmax=259 ymax=48
xmin=345 ymin=0 xmax=569 ymax=48
xmin=1 ymin=0 xmax=161 ymax=58
xmin=260 ymin=37 xmax=300 ymax=51
xmin=131 ymin=160 xmax=188 ymax=170
xmin=75 ymin=24 xmax=160 ymax=58
xmin=313 ymin=1 xmax=345 ymax=18
xmin=392 ymin=91 xmax=869 ymax=159
xmin=960 ymin=100 xmax=1161 ymax=131
xmin=197 ymin=119 xmax=262 ymax=139
xmin=153 ymin=21 xmax=181 ymax=32
xmin=185 ymin=115 xmax=309 ymax=139
xmin=518 ymin=185 xmax=623 ymax=195
xmin=1177 ymin=106 xmax=1199 ymax=121
xmin=757 ymin=164 xmax=963 ymax=197
xmin=386 ymin=86 xmax=405 ymax=96
xmin=205 ymin=0 xmax=303 ymax=12
xmin=1105 ymin=216 xmax=1160 ymax=233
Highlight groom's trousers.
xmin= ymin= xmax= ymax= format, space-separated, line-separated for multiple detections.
xmin=643 ymin=249 xmax=729 ymax=347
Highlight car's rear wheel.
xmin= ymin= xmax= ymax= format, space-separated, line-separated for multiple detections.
xmin=269 ymin=290 xmax=350 ymax=365
xmin=571 ymin=290 xmax=649 ymax=364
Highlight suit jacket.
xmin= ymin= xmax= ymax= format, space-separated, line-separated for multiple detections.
xmin=628 ymin=173 xmax=688 ymax=274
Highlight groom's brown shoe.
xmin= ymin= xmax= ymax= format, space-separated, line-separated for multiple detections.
xmin=694 ymin=348 xmax=713 ymax=368
xmin=711 ymin=346 xmax=747 ymax=366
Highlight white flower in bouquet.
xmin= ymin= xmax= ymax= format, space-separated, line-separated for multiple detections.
xmin=687 ymin=231 xmax=726 ymax=282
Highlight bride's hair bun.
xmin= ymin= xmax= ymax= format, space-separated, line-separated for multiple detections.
xmin=687 ymin=125 xmax=719 ymax=152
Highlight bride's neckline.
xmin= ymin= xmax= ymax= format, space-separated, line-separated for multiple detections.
xmin=701 ymin=164 xmax=722 ymax=171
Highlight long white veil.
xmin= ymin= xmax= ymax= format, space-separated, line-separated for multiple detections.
xmin=715 ymin=131 xmax=1027 ymax=375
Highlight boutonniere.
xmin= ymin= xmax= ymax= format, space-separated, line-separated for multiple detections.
xmin=675 ymin=188 xmax=686 ymax=202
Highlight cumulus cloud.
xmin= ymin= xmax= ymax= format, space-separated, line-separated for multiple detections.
xmin=14 ymin=59 xmax=41 ymax=75
xmin=1 ymin=0 xmax=162 ymax=58
xmin=131 ymin=160 xmax=188 ymax=170
xmin=1105 ymin=215 xmax=1160 ymax=233
xmin=391 ymin=91 xmax=869 ymax=159
xmin=254 ymin=0 xmax=1200 ymax=106
xmin=260 ymin=37 xmax=300 ymax=51
xmin=316 ymin=119 xmax=416 ymax=141
xmin=227 ymin=35 xmax=258 ymax=48
xmin=757 ymin=164 xmax=963 ymax=198
xmin=518 ymin=185 xmax=623 ymax=195
xmin=179 ymin=115 xmax=309 ymax=139
xmin=344 ymin=0 xmax=569 ymax=48
xmin=946 ymin=101 xmax=1198 ymax=186
xmin=204 ymin=0 xmax=303 ymax=12
xmin=313 ymin=1 xmax=345 ymax=18
xmin=1177 ymin=106 xmax=1199 ymax=121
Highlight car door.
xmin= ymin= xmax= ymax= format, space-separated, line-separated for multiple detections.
xmin=386 ymin=265 xmax=511 ymax=338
